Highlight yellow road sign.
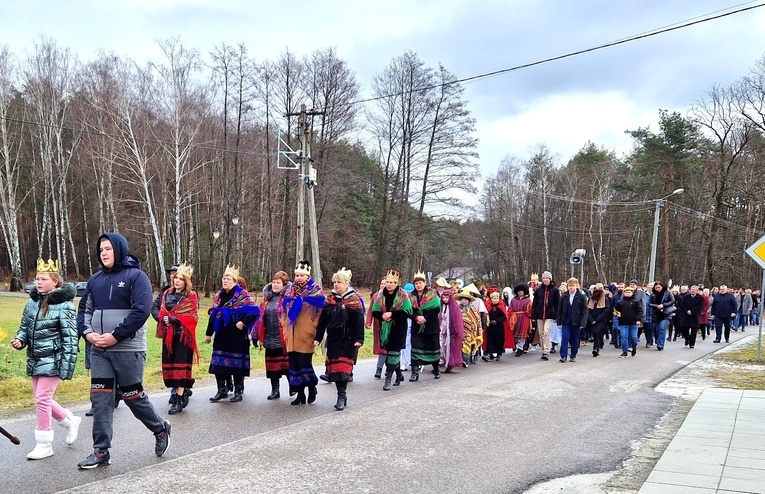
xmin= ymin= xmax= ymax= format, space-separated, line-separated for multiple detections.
xmin=0 ymin=324 xmax=8 ymax=341
xmin=746 ymin=234 xmax=765 ymax=270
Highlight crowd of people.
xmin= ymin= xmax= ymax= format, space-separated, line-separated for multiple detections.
xmin=8 ymin=231 xmax=763 ymax=469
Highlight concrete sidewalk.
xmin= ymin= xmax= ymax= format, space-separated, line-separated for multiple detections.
xmin=639 ymin=388 xmax=765 ymax=494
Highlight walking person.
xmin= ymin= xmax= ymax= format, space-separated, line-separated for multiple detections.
xmin=555 ymin=278 xmax=588 ymax=363
xmin=314 ymin=268 xmax=364 ymax=411
xmin=371 ymin=270 xmax=413 ymax=390
xmin=11 ymin=259 xmax=80 ymax=459
xmin=614 ymin=286 xmax=643 ymax=357
xmin=586 ymin=283 xmax=611 ymax=357
xmin=699 ymin=288 xmax=711 ymax=340
xmin=508 ymin=284 xmax=532 ymax=357
xmin=252 ymin=271 xmax=291 ymax=401
xmin=78 ymin=233 xmax=170 ymax=469
xmin=649 ymin=281 xmax=676 ymax=351
xmin=642 ymin=282 xmax=655 ymax=348
xmin=205 ymin=265 xmax=259 ymax=403
xmin=366 ymin=278 xmax=388 ymax=379
xmin=678 ymin=285 xmax=704 ymax=349
xmin=483 ymin=287 xmax=509 ymax=361
xmin=150 ymin=264 xmax=181 ymax=407
xmin=531 ymin=271 xmax=560 ymax=361
xmin=281 ymin=260 xmax=325 ymax=404
xmin=408 ymin=271 xmax=442 ymax=381
xmin=438 ymin=288 xmax=463 ymax=375
xmin=710 ymin=285 xmax=737 ymax=343
xmin=153 ymin=263 xmax=200 ymax=414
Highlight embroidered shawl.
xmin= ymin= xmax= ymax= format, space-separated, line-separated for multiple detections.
xmin=157 ymin=290 xmax=201 ymax=363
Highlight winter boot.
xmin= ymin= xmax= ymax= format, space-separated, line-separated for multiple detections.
xmin=225 ymin=376 xmax=234 ymax=393
xmin=335 ymin=382 xmax=348 ymax=411
xmin=168 ymin=394 xmax=184 ymax=414
xmin=383 ymin=368 xmax=394 ymax=391
xmin=409 ymin=365 xmax=420 ymax=382
xmin=307 ymin=385 xmax=317 ymax=404
xmin=57 ymin=409 xmax=81 ymax=445
xmin=291 ymin=388 xmax=306 ymax=405
xmin=432 ymin=363 xmax=441 ymax=379
xmin=230 ymin=385 xmax=244 ymax=402
xmin=210 ymin=376 xmax=229 ymax=402
xmin=393 ymin=368 xmax=404 ymax=386
xmin=374 ymin=366 xmax=383 ymax=379
xmin=27 ymin=429 xmax=54 ymax=460
xmin=267 ymin=378 xmax=280 ymax=400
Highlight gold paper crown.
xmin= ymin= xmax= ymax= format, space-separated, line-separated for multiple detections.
xmin=175 ymin=262 xmax=194 ymax=280
xmin=295 ymin=260 xmax=311 ymax=276
xmin=530 ymin=273 xmax=539 ymax=281
xmin=413 ymin=270 xmax=426 ymax=282
xmin=334 ymin=266 xmax=352 ymax=283
xmin=37 ymin=258 xmax=60 ymax=274
xmin=385 ymin=269 xmax=400 ymax=283
xmin=223 ymin=264 xmax=240 ymax=279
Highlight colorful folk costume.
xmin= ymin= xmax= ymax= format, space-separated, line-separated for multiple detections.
xmin=371 ymin=270 xmax=413 ymax=390
xmin=281 ymin=260 xmax=325 ymax=405
xmin=439 ymin=289 xmax=464 ymax=372
xmin=252 ymin=275 xmax=292 ymax=401
xmin=155 ymin=263 xmax=200 ymax=414
xmin=408 ymin=272 xmax=442 ymax=381
xmin=508 ymin=284 xmax=533 ymax=357
xmin=483 ymin=287 xmax=510 ymax=360
xmin=206 ymin=265 xmax=260 ymax=403
xmin=315 ymin=267 xmax=364 ymax=411
xmin=366 ymin=278 xmax=388 ymax=379
xmin=455 ymin=290 xmax=481 ymax=367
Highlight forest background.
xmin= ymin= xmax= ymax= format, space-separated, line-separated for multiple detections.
xmin=1 ymin=38 xmax=764 ymax=294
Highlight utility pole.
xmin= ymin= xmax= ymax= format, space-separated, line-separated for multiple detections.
xmin=287 ymin=103 xmax=324 ymax=286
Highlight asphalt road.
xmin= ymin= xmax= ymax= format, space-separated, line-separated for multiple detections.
xmin=0 ymin=329 xmax=750 ymax=494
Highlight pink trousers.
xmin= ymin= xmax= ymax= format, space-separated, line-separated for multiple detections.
xmin=31 ymin=376 xmax=66 ymax=431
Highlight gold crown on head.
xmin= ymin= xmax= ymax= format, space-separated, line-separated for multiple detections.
xmin=385 ymin=269 xmax=400 ymax=284
xmin=223 ymin=264 xmax=240 ymax=279
xmin=175 ymin=262 xmax=194 ymax=279
xmin=530 ymin=273 xmax=539 ymax=282
xmin=334 ymin=266 xmax=352 ymax=284
xmin=413 ymin=270 xmax=426 ymax=282
xmin=37 ymin=258 xmax=59 ymax=274
xmin=295 ymin=260 xmax=311 ymax=276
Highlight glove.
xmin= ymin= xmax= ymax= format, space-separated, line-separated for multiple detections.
xmin=489 ymin=320 xmax=497 ymax=326
xmin=251 ymin=338 xmax=259 ymax=347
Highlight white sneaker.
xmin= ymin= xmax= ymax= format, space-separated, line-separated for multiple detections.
xmin=27 ymin=430 xmax=54 ymax=460
xmin=58 ymin=410 xmax=81 ymax=445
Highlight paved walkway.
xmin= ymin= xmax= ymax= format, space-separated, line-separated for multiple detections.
xmin=639 ymin=388 xmax=765 ymax=494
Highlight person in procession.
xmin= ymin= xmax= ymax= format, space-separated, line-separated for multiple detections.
xmin=153 ymin=263 xmax=200 ymax=414
xmin=205 ymin=265 xmax=259 ymax=403
xmin=371 ymin=269 xmax=413 ymax=390
xmin=281 ymin=260 xmax=325 ymax=405
xmin=531 ymin=271 xmax=560 ymax=361
xmin=586 ymin=283 xmax=611 ymax=357
xmin=314 ymin=267 xmax=365 ymax=410
xmin=614 ymin=285 xmax=643 ymax=358
xmin=483 ymin=286 xmax=510 ymax=361
xmin=366 ymin=277 xmax=388 ymax=379
xmin=11 ymin=259 xmax=79 ymax=460
xmin=508 ymin=283 xmax=533 ymax=357
xmin=408 ymin=271 xmax=442 ymax=381
xmin=252 ymin=270 xmax=291 ymax=400
xmin=555 ymin=278 xmax=588 ymax=363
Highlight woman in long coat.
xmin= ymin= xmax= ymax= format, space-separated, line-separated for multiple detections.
xmin=586 ymin=283 xmax=611 ymax=357
xmin=205 ymin=265 xmax=259 ymax=403
xmin=439 ymin=289 xmax=464 ymax=373
xmin=366 ymin=277 xmax=388 ymax=379
xmin=314 ymin=267 xmax=364 ymax=410
xmin=372 ymin=270 xmax=413 ymax=390
xmin=508 ymin=284 xmax=533 ymax=357
xmin=154 ymin=263 xmax=200 ymax=414
xmin=408 ymin=271 xmax=441 ymax=381
xmin=484 ymin=288 xmax=509 ymax=361
xmin=252 ymin=271 xmax=291 ymax=400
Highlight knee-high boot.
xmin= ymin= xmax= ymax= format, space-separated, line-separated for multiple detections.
xmin=210 ymin=375 xmax=229 ymax=401
xmin=230 ymin=375 xmax=244 ymax=402
xmin=335 ymin=382 xmax=347 ymax=411
xmin=382 ymin=367 xmax=394 ymax=391
xmin=394 ymin=366 xmax=404 ymax=386
xmin=267 ymin=377 xmax=280 ymax=400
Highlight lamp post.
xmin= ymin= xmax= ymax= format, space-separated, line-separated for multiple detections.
xmin=648 ymin=188 xmax=684 ymax=283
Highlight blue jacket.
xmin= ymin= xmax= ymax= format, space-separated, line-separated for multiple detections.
xmin=81 ymin=232 xmax=153 ymax=351
xmin=710 ymin=292 xmax=737 ymax=318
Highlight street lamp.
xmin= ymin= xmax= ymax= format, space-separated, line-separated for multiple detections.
xmin=232 ymin=214 xmax=239 ymax=226
xmin=212 ymin=227 xmax=221 ymax=240
xmin=648 ymin=188 xmax=684 ymax=283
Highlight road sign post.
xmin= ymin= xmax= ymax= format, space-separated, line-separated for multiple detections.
xmin=745 ymin=234 xmax=765 ymax=362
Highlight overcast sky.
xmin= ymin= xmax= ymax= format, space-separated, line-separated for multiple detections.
xmin=2 ymin=0 xmax=765 ymax=177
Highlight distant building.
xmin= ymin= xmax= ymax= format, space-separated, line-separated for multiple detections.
xmin=434 ymin=267 xmax=485 ymax=285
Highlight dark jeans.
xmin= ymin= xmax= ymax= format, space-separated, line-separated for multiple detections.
xmin=714 ymin=316 xmax=732 ymax=341
xmin=642 ymin=322 xmax=655 ymax=346
xmin=560 ymin=324 xmax=581 ymax=360
xmin=681 ymin=325 xmax=699 ymax=347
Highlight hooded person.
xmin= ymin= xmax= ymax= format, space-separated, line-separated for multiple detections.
xmin=281 ymin=260 xmax=325 ymax=405
xmin=438 ymin=288 xmax=464 ymax=373
xmin=78 ymin=233 xmax=170 ymax=469
xmin=314 ymin=267 xmax=365 ymax=411
xmin=371 ymin=269 xmax=413 ymax=390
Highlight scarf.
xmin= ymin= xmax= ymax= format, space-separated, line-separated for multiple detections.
xmin=372 ymin=286 xmax=413 ymax=346
xmin=411 ymin=287 xmax=440 ymax=333
xmin=157 ymin=290 xmax=201 ymax=364
xmin=209 ymin=285 xmax=260 ymax=334
xmin=281 ymin=278 xmax=325 ymax=328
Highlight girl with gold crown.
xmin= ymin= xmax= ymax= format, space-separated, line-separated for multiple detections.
xmin=281 ymin=260 xmax=325 ymax=405
xmin=371 ymin=269 xmax=413 ymax=390
xmin=204 ymin=264 xmax=259 ymax=403
xmin=252 ymin=270 xmax=292 ymax=401
xmin=314 ymin=267 xmax=364 ymax=410
xmin=154 ymin=263 xmax=199 ymax=414
xmin=11 ymin=259 xmax=80 ymax=460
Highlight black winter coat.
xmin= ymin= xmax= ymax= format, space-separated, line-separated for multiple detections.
xmin=678 ymin=293 xmax=704 ymax=327
xmin=531 ymin=283 xmax=560 ymax=320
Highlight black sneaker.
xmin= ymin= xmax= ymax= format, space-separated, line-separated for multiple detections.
xmin=540 ymin=354 xmax=549 ymax=361
xmin=78 ymin=450 xmax=111 ymax=469
xmin=319 ymin=374 xmax=329 ymax=383
xmin=155 ymin=420 xmax=171 ymax=457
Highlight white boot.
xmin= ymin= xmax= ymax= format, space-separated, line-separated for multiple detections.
xmin=57 ymin=409 xmax=81 ymax=445
xmin=27 ymin=429 xmax=54 ymax=460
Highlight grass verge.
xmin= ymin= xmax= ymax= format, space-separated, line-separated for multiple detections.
xmin=709 ymin=339 xmax=765 ymax=390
